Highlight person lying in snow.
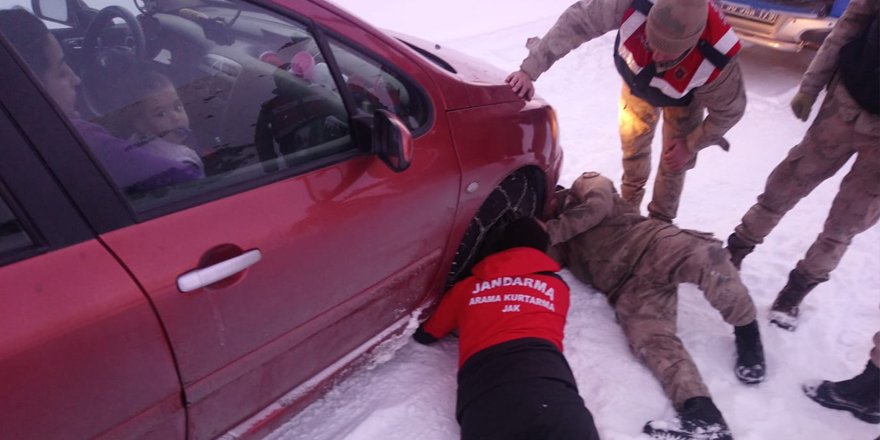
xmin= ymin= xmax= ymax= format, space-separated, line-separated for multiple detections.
xmin=544 ymin=171 xmax=765 ymax=440
xmin=413 ymin=217 xmax=600 ymax=440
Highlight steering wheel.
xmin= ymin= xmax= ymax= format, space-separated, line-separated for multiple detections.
xmin=80 ymin=6 xmax=147 ymax=115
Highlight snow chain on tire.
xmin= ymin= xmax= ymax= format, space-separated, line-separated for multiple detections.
xmin=446 ymin=173 xmax=538 ymax=288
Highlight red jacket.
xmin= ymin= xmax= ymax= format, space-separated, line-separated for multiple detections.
xmin=422 ymin=247 xmax=570 ymax=367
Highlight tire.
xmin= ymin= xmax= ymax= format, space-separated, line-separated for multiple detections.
xmin=446 ymin=173 xmax=538 ymax=288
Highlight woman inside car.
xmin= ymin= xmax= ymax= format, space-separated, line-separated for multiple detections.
xmin=0 ymin=7 xmax=204 ymax=192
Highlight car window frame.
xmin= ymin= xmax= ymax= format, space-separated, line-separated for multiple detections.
xmin=314 ymin=24 xmax=436 ymax=140
xmin=132 ymin=6 xmax=378 ymax=218
xmin=0 ymin=0 xmax=436 ymax=231
xmin=113 ymin=4 xmax=370 ymax=219
xmin=0 ymin=5 xmax=364 ymax=226
xmin=0 ymin=180 xmax=42 ymax=266
xmin=0 ymin=99 xmax=95 ymax=267
xmin=246 ymin=0 xmax=435 ymax=137
xmin=0 ymin=36 xmax=132 ymax=234
xmin=120 ymin=0 xmax=435 ymax=221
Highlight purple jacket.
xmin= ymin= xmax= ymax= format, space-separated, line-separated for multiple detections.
xmin=73 ymin=119 xmax=204 ymax=190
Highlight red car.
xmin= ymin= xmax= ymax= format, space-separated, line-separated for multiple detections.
xmin=0 ymin=0 xmax=561 ymax=438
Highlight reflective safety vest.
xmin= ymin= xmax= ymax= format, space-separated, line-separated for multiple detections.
xmin=613 ymin=0 xmax=741 ymax=107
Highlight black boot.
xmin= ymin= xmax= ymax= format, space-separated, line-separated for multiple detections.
xmin=734 ymin=320 xmax=766 ymax=384
xmin=725 ymin=233 xmax=754 ymax=270
xmin=803 ymin=362 xmax=880 ymax=424
xmin=643 ymin=397 xmax=732 ymax=440
xmin=769 ymin=269 xmax=819 ymax=331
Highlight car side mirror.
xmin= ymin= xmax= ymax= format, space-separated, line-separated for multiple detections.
xmin=32 ymin=0 xmax=74 ymax=25
xmin=373 ymin=109 xmax=413 ymax=172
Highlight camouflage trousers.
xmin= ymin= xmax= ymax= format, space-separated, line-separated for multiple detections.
xmin=613 ymin=227 xmax=757 ymax=408
xmin=734 ymin=79 xmax=880 ymax=283
xmin=618 ymin=84 xmax=703 ymax=222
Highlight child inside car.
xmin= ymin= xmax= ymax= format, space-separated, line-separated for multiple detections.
xmin=0 ymin=8 xmax=204 ymax=193
xmin=110 ymin=66 xmax=205 ymax=175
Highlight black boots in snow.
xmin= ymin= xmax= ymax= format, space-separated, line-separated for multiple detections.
xmin=769 ymin=269 xmax=820 ymax=331
xmin=734 ymin=320 xmax=766 ymax=384
xmin=644 ymin=397 xmax=732 ymax=440
xmin=725 ymin=233 xmax=755 ymax=270
xmin=725 ymin=234 xmax=821 ymax=332
xmin=803 ymin=361 xmax=880 ymax=424
xmin=640 ymin=320 xmax=764 ymax=439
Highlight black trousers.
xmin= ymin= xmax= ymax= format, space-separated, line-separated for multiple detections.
xmin=457 ymin=338 xmax=600 ymax=440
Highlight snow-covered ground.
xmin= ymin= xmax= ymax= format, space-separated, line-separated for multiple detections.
xmin=269 ymin=2 xmax=880 ymax=439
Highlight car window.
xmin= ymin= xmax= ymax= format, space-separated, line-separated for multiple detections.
xmin=1 ymin=0 xmax=354 ymax=215
xmin=0 ymin=195 xmax=33 ymax=255
xmin=327 ymin=38 xmax=430 ymax=132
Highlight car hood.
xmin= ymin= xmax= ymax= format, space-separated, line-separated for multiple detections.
xmin=387 ymin=30 xmax=525 ymax=110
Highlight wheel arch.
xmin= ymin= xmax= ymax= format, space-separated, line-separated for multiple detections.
xmin=442 ymin=165 xmax=548 ymax=289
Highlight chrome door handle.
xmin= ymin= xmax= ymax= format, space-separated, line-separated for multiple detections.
xmin=177 ymin=249 xmax=262 ymax=292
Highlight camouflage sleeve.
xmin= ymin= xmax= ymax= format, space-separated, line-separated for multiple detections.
xmin=800 ymin=0 xmax=879 ymax=97
xmin=545 ymin=173 xmax=615 ymax=245
xmin=691 ymin=59 xmax=746 ymax=151
xmin=519 ymin=0 xmax=630 ymax=80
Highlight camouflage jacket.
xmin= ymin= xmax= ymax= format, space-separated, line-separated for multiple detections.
xmin=545 ymin=172 xmax=683 ymax=301
xmin=519 ymin=0 xmax=746 ymax=151
xmin=800 ymin=0 xmax=879 ymax=136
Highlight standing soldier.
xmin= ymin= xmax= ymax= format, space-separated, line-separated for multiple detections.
xmin=507 ymin=0 xmax=746 ymax=223
xmin=726 ymin=0 xmax=879 ymax=331
xmin=545 ymin=172 xmax=765 ymax=440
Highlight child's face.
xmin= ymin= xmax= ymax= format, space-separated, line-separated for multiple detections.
xmin=134 ymin=85 xmax=190 ymax=143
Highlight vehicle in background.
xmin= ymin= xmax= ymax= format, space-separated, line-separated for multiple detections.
xmin=719 ymin=0 xmax=850 ymax=51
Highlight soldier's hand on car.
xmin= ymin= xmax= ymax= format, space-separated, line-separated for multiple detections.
xmin=506 ymin=70 xmax=535 ymax=101
xmin=662 ymin=138 xmax=696 ymax=173
xmin=790 ymin=91 xmax=816 ymax=122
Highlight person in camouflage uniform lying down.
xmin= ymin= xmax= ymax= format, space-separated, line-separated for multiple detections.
xmin=544 ymin=171 xmax=764 ymax=440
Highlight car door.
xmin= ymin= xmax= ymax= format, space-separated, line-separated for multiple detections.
xmin=2 ymin=1 xmax=461 ymax=439
xmin=0 ymin=61 xmax=184 ymax=439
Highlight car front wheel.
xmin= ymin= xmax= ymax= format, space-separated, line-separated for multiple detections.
xmin=446 ymin=172 xmax=538 ymax=288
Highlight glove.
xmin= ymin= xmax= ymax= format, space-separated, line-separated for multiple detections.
xmin=412 ymin=325 xmax=438 ymax=345
xmin=790 ymin=91 xmax=817 ymax=121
